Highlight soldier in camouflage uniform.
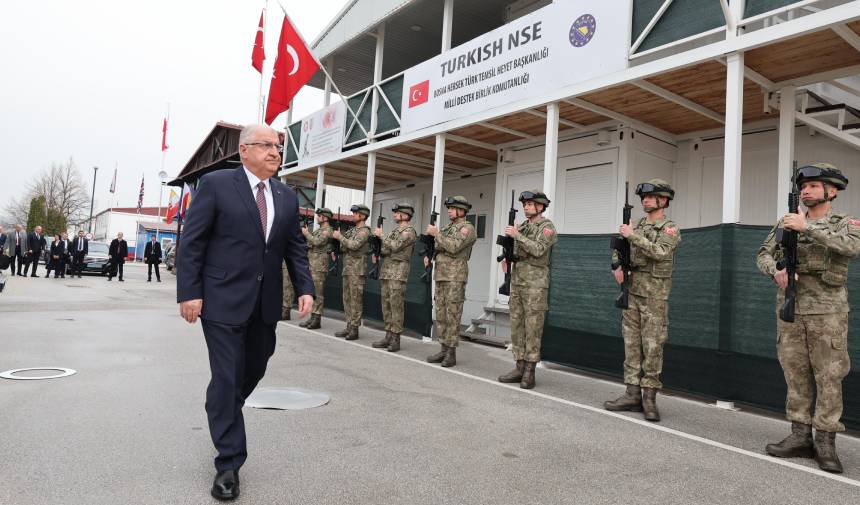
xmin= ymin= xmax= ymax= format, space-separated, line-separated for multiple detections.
xmin=425 ymin=196 xmax=477 ymax=367
xmin=372 ymin=203 xmax=418 ymax=353
xmin=604 ymin=179 xmax=681 ymax=422
xmin=497 ymin=190 xmax=557 ymax=389
xmin=300 ymin=207 xmax=334 ymax=330
xmin=332 ymin=204 xmax=371 ymax=340
xmin=281 ymin=262 xmax=294 ymax=320
xmin=757 ymin=163 xmax=860 ymax=474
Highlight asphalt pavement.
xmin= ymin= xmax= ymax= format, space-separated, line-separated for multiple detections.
xmin=1 ymin=263 xmax=859 ymax=504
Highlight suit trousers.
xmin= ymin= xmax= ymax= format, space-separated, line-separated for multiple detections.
xmin=201 ymin=293 xmax=277 ymax=472
xmin=72 ymin=253 xmax=85 ymax=276
xmin=109 ymin=261 xmax=124 ymax=280
xmin=12 ymin=246 xmax=22 ymax=275
xmin=24 ymin=254 xmax=39 ymax=276
xmin=147 ymin=262 xmax=161 ymax=281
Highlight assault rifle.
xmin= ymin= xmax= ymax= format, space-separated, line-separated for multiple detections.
xmin=776 ymin=162 xmax=800 ymax=322
xmin=329 ymin=206 xmax=341 ymax=276
xmin=368 ymin=203 xmax=384 ymax=280
xmin=496 ymin=190 xmax=518 ymax=296
xmin=610 ymin=182 xmax=634 ymax=309
xmin=419 ymin=197 xmax=439 ymax=282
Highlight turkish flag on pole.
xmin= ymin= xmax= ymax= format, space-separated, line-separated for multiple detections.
xmin=161 ymin=118 xmax=169 ymax=151
xmin=264 ymin=13 xmax=320 ymax=125
xmin=252 ymin=11 xmax=265 ymax=74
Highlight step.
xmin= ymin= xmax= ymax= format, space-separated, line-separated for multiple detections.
xmin=471 ymin=317 xmax=493 ymax=326
xmin=464 ymin=327 xmax=487 ymax=336
xmin=484 ymin=305 xmax=509 ymax=314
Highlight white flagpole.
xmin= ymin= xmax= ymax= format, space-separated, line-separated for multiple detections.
xmin=258 ymin=1 xmax=268 ymax=122
xmin=275 ymin=1 xmax=371 ymax=140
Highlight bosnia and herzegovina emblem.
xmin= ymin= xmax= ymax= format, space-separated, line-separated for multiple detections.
xmin=570 ymin=14 xmax=596 ymax=47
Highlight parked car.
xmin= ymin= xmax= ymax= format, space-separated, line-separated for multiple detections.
xmin=66 ymin=241 xmax=111 ymax=276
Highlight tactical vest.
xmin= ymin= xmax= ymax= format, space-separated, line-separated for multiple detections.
xmin=630 ymin=217 xmax=675 ymax=278
xmin=796 ymin=214 xmax=851 ymax=287
xmin=343 ymin=225 xmax=371 ymax=258
xmin=383 ymin=226 xmax=417 ymax=262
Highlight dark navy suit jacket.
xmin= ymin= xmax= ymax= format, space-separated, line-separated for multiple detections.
xmin=177 ymin=167 xmax=314 ymax=325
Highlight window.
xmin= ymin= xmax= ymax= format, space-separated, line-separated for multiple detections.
xmin=465 ymin=214 xmax=487 ymax=239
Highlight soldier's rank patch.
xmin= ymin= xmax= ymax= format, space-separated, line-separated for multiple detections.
xmin=543 ymin=228 xmax=554 ymax=236
xmin=665 ymin=227 xmax=677 ymax=236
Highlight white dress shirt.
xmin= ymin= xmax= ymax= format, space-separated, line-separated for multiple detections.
xmin=243 ymin=166 xmax=274 ymax=242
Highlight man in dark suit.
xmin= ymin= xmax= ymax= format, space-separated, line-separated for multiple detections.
xmin=9 ymin=224 xmax=26 ymax=276
xmin=177 ymin=124 xmax=314 ymax=501
xmin=144 ymin=235 xmax=162 ymax=282
xmin=0 ymin=225 xmax=6 ymax=255
xmin=71 ymin=230 xmax=88 ymax=278
xmin=57 ymin=232 xmax=71 ymax=278
xmin=23 ymin=225 xmax=46 ymax=277
xmin=108 ymin=232 xmax=128 ymax=281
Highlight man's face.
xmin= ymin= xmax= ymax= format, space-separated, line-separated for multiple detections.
xmin=800 ymin=181 xmax=835 ymax=206
xmin=446 ymin=207 xmax=459 ymax=220
xmin=151 ymin=236 xmax=156 ymax=242
xmin=523 ymin=201 xmax=542 ymax=217
xmin=78 ymin=231 xmax=84 ymax=238
xmin=239 ymin=128 xmax=281 ymax=180
xmin=316 ymin=214 xmax=327 ymax=225
xmin=35 ymin=226 xmax=42 ymax=234
xmin=118 ymin=233 xmax=123 ymax=240
xmin=62 ymin=233 xmax=68 ymax=240
xmin=16 ymin=224 xmax=22 ymax=232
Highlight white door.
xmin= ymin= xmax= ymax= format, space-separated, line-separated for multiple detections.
xmin=557 ymin=149 xmax=619 ymax=234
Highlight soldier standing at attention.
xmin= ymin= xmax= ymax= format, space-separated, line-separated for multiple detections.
xmin=281 ymin=261 xmax=294 ymax=321
xmin=497 ymin=190 xmax=557 ymax=389
xmin=604 ymin=179 xmax=680 ymax=422
xmin=300 ymin=207 xmax=334 ymax=330
xmin=757 ymin=163 xmax=860 ymax=474
xmin=425 ymin=196 xmax=476 ymax=367
xmin=332 ymin=204 xmax=371 ymax=340
xmin=372 ymin=203 xmax=418 ymax=353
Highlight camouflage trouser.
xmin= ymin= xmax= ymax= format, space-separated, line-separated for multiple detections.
xmin=342 ymin=274 xmax=365 ymax=327
xmin=777 ymin=312 xmax=851 ymax=432
xmin=281 ymin=263 xmax=294 ymax=317
xmin=311 ymin=269 xmax=327 ymax=316
xmin=434 ymin=281 xmax=465 ymax=348
xmin=510 ymin=286 xmax=548 ymax=362
xmin=381 ymin=279 xmax=407 ymax=333
xmin=622 ymin=294 xmax=668 ymax=389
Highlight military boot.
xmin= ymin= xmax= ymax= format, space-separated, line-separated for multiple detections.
xmin=441 ymin=346 xmax=457 ymax=368
xmin=498 ymin=360 xmax=525 ymax=383
xmin=765 ymin=422 xmax=813 ymax=459
xmin=814 ymin=431 xmax=843 ymax=473
xmin=603 ymin=385 xmax=643 ymax=412
xmin=344 ymin=326 xmax=359 ymax=341
xmin=299 ymin=317 xmax=310 ymax=328
xmin=387 ymin=333 xmax=401 ymax=353
xmin=335 ymin=325 xmax=351 ymax=338
xmin=427 ymin=345 xmax=448 ymax=363
xmin=642 ymin=388 xmax=660 ymax=422
xmin=372 ymin=331 xmax=392 ymax=349
xmin=520 ymin=361 xmax=536 ymax=389
xmin=306 ymin=314 xmax=322 ymax=330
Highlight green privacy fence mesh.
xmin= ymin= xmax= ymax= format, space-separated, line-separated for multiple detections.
xmin=744 ymin=0 xmax=799 ymax=18
xmin=632 ymin=0 xmax=725 ymax=53
xmin=542 ymin=224 xmax=860 ymax=429
xmin=284 ymin=122 xmax=302 ymax=164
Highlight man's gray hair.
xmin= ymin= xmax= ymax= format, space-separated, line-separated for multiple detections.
xmin=239 ymin=124 xmax=277 ymax=145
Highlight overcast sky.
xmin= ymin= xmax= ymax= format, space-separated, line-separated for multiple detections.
xmin=0 ymin=0 xmax=349 ymax=224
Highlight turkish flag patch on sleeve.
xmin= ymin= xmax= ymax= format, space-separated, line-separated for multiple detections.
xmin=409 ymin=80 xmax=430 ymax=108
xmin=665 ymin=227 xmax=677 ymax=236
xmin=543 ymin=228 xmax=554 ymax=236
xmin=849 ymin=219 xmax=860 ymax=227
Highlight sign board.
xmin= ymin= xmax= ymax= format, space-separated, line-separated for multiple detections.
xmin=297 ymin=101 xmax=346 ymax=165
xmin=400 ymin=0 xmax=631 ymax=134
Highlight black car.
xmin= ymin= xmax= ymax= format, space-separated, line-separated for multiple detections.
xmin=66 ymin=241 xmax=111 ymax=276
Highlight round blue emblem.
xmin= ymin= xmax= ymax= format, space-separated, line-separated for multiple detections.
xmin=570 ymin=14 xmax=596 ymax=47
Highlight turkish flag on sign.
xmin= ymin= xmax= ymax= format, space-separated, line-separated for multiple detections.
xmin=252 ymin=11 xmax=265 ymax=74
xmin=265 ymin=14 xmax=320 ymax=125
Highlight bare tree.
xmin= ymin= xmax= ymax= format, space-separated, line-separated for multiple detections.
xmin=4 ymin=158 xmax=91 ymax=228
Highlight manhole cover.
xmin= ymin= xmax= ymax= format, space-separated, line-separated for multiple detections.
xmin=245 ymin=387 xmax=330 ymax=410
xmin=0 ymin=367 xmax=77 ymax=380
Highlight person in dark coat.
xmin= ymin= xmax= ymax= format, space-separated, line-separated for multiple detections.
xmin=144 ymin=235 xmax=162 ymax=282
xmin=23 ymin=225 xmax=46 ymax=277
xmin=70 ymin=230 xmax=88 ymax=278
xmin=45 ymin=234 xmax=63 ymax=278
xmin=8 ymin=224 xmax=26 ymax=276
xmin=108 ymin=232 xmax=128 ymax=282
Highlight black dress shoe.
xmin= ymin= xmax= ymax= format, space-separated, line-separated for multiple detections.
xmin=211 ymin=470 xmax=240 ymax=501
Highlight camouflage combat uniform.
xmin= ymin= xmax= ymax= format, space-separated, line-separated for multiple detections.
xmin=757 ymin=212 xmax=860 ymax=433
xmin=615 ymin=217 xmax=681 ymax=389
xmin=509 ymin=217 xmax=557 ymax=362
xmin=433 ymin=217 xmax=476 ymax=348
xmin=340 ymin=224 xmax=371 ymax=328
xmin=379 ymin=224 xmax=417 ymax=334
xmin=281 ymin=262 xmax=294 ymax=319
xmin=305 ymin=223 xmax=332 ymax=317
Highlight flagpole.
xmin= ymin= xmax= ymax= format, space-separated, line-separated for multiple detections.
xmin=158 ymin=103 xmax=170 ymax=239
xmin=275 ymin=1 xmax=371 ymax=140
xmin=258 ymin=1 xmax=268 ymax=122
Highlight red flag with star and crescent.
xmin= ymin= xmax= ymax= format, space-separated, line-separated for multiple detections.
xmin=252 ymin=11 xmax=265 ymax=74
xmin=264 ymin=13 xmax=320 ymax=125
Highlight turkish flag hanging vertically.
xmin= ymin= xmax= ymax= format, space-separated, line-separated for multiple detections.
xmin=264 ymin=13 xmax=320 ymax=125
xmin=161 ymin=118 xmax=169 ymax=151
xmin=252 ymin=11 xmax=265 ymax=74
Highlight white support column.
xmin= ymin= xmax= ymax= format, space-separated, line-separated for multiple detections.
xmin=314 ymin=166 xmax=325 ymax=215
xmin=432 ymin=134 xmax=446 ymax=216
xmin=542 ymin=102 xmax=560 ymax=222
xmin=365 ymin=152 xmax=377 ymax=207
xmin=722 ymin=52 xmax=744 ymax=224
xmin=616 ymin=126 xmax=633 ymax=226
xmin=364 ymin=24 xmax=385 ymax=207
xmin=777 ymin=86 xmax=796 ymax=218
xmin=442 ymin=0 xmax=454 ymax=52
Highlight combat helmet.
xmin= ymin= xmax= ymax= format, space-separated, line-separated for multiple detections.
xmin=519 ymin=189 xmax=550 ymax=209
xmin=635 ymin=179 xmax=675 ymax=200
xmin=391 ymin=202 xmax=415 ymax=217
xmin=349 ymin=204 xmax=371 ymax=218
xmin=795 ymin=163 xmax=848 ymax=190
xmin=444 ymin=195 xmax=472 ymax=211
xmin=315 ymin=207 xmax=334 ymax=219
